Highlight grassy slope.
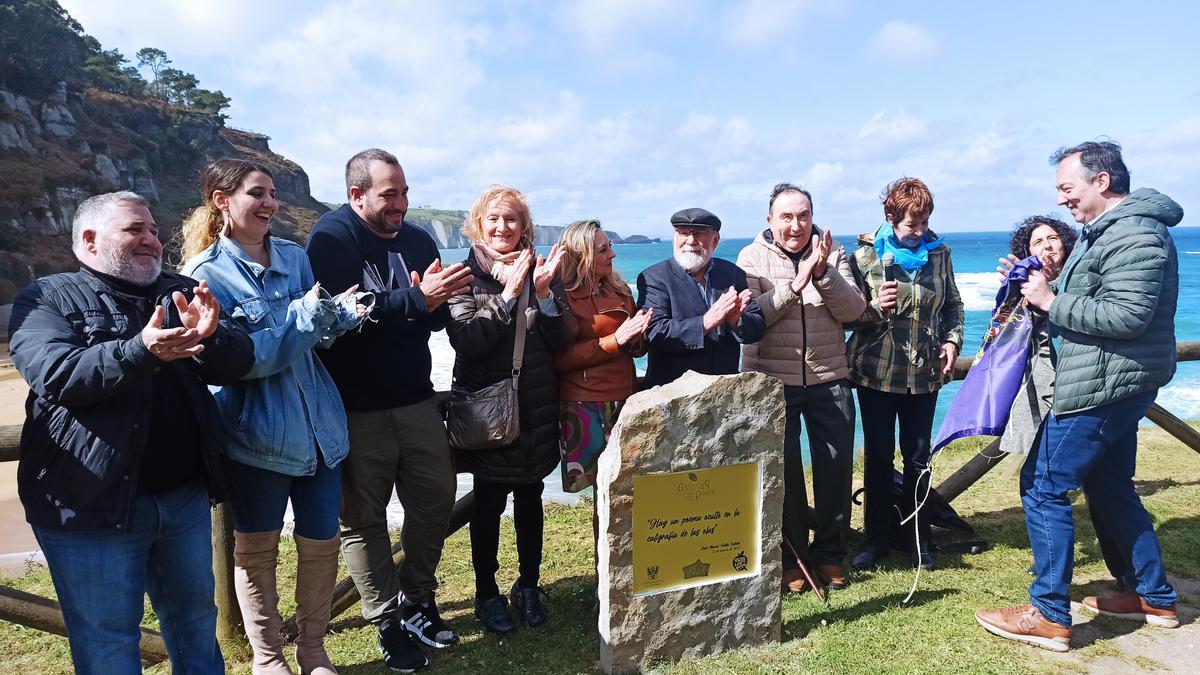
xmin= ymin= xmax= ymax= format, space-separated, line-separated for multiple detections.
xmin=2 ymin=428 xmax=1197 ymax=674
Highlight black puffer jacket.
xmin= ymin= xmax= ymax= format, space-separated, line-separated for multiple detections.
xmin=447 ymin=250 xmax=576 ymax=484
xmin=8 ymin=268 xmax=254 ymax=531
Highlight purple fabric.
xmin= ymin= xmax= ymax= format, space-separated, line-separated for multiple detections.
xmin=933 ymin=256 xmax=1042 ymax=452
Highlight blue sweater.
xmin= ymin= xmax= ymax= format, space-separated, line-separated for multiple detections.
xmin=307 ymin=205 xmax=449 ymax=410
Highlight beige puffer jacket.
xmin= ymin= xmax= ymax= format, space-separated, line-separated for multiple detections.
xmin=736 ymin=228 xmax=866 ymax=386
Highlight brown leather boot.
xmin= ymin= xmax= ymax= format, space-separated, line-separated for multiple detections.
xmin=293 ymin=534 xmax=342 ymax=675
xmin=234 ymin=529 xmax=295 ymax=674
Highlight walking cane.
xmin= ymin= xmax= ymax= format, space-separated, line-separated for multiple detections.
xmin=782 ymin=534 xmax=825 ymax=603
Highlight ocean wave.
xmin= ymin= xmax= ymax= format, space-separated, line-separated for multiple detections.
xmin=955 ymin=272 xmax=1002 ymax=312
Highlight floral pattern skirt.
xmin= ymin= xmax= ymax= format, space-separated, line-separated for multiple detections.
xmin=557 ymin=400 xmax=622 ymax=493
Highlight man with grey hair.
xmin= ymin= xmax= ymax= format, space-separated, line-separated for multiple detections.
xmin=977 ymin=141 xmax=1182 ymax=651
xmin=8 ymin=191 xmax=253 ymax=673
xmin=308 ymin=149 xmax=471 ymax=672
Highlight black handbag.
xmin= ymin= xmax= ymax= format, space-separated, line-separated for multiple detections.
xmin=445 ymin=286 xmax=529 ymax=450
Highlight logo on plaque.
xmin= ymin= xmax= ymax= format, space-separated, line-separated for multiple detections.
xmin=631 ymin=462 xmax=762 ymax=595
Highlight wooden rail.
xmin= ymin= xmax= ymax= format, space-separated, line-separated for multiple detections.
xmin=3 ymin=341 xmax=1200 ymax=652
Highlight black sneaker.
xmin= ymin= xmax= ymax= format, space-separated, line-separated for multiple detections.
xmin=378 ymin=618 xmax=429 ymax=673
xmin=474 ymin=595 xmax=516 ymax=634
xmin=510 ymin=581 xmax=548 ymax=627
xmin=402 ymin=597 xmax=459 ymax=649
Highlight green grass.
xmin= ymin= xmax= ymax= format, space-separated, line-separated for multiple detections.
xmin=3 ymin=427 xmax=1198 ymax=674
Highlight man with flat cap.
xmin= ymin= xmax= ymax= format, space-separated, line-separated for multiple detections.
xmin=637 ymin=207 xmax=765 ymax=388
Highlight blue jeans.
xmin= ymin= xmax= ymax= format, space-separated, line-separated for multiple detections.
xmin=225 ymin=458 xmax=342 ymax=539
xmin=1021 ymin=390 xmax=1176 ymax=626
xmin=33 ymin=481 xmax=223 ymax=675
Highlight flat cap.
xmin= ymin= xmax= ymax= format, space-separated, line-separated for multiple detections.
xmin=670 ymin=207 xmax=721 ymax=231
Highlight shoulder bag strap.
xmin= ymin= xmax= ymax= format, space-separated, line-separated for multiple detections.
xmin=511 ymin=282 xmax=530 ymax=386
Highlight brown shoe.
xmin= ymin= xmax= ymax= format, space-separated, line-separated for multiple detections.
xmin=817 ymin=564 xmax=850 ymax=589
xmin=975 ymin=604 xmax=1071 ymax=652
xmin=781 ymin=568 xmax=809 ymax=594
xmin=1082 ymin=591 xmax=1179 ymax=628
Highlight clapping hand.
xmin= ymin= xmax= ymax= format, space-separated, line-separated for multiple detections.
xmin=724 ymin=288 xmax=753 ymax=328
xmin=501 ymin=248 xmax=534 ymax=303
xmin=532 ymin=244 xmax=566 ymax=299
xmin=141 ymin=305 xmax=202 ymax=361
xmin=702 ymin=287 xmax=738 ymax=333
xmin=413 ymin=259 xmax=473 ymax=311
xmin=614 ymin=308 xmax=653 ymax=346
xmin=173 ymin=280 xmax=220 ymax=340
xmin=810 ymin=228 xmax=832 ymax=279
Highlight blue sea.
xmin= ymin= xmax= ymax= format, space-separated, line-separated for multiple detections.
xmin=425 ymin=229 xmax=1200 ymax=511
xmin=439 ymin=227 xmax=1200 ymax=446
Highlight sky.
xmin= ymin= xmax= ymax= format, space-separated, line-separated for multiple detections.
xmin=59 ymin=0 xmax=1200 ymax=238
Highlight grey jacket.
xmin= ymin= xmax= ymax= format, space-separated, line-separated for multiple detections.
xmin=1049 ymin=188 xmax=1182 ymax=414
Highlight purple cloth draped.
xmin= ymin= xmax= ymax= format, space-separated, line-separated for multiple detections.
xmin=933 ymin=256 xmax=1042 ymax=452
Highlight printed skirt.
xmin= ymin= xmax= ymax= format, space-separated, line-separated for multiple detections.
xmin=558 ymin=400 xmax=622 ymax=493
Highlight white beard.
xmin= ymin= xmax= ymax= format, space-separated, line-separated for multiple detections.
xmin=674 ymin=248 xmax=711 ymax=273
xmin=98 ymin=248 xmax=161 ymax=286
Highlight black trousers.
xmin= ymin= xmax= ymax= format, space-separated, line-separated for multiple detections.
xmin=857 ymin=387 xmax=937 ymax=550
xmin=780 ymin=381 xmax=856 ymax=569
xmin=469 ymin=477 xmax=545 ymax=600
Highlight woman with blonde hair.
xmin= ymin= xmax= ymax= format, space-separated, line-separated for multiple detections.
xmin=446 ymin=185 xmax=575 ymax=633
xmin=554 ymin=219 xmax=650 ymax=494
xmin=181 ymin=158 xmax=365 ymax=674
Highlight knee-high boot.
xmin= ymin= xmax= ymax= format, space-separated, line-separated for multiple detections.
xmin=294 ymin=534 xmax=341 ymax=675
xmin=234 ymin=529 xmax=294 ymax=674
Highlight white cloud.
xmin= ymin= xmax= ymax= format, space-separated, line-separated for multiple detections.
xmin=869 ymin=21 xmax=940 ymax=62
xmin=720 ymin=0 xmax=824 ymax=47
xmin=858 ymin=109 xmax=927 ymax=142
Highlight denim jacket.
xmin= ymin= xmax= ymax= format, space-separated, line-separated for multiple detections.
xmin=182 ymin=236 xmax=358 ymax=476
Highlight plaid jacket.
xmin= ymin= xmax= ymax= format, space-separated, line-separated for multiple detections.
xmin=845 ymin=232 xmax=964 ymax=394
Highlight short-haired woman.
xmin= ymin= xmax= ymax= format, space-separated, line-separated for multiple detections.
xmin=847 ymin=177 xmax=964 ymax=572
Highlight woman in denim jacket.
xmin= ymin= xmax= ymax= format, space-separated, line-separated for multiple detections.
xmin=181 ymin=159 xmax=365 ymax=675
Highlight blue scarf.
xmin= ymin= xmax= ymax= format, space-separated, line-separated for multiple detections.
xmin=872 ymin=222 xmax=944 ymax=272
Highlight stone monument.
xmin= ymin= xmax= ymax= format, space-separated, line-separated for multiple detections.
xmin=597 ymin=370 xmax=785 ymax=674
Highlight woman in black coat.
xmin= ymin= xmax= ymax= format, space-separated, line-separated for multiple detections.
xmin=447 ymin=185 xmax=575 ymax=634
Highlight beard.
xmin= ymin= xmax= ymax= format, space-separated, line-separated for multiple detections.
xmin=98 ymin=247 xmax=161 ymax=286
xmin=361 ymin=203 xmax=405 ymax=235
xmin=674 ymin=246 xmax=711 ymax=273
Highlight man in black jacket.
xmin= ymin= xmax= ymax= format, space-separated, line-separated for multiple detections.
xmin=637 ymin=207 xmax=765 ymax=388
xmin=307 ymin=149 xmax=472 ymax=672
xmin=7 ymin=191 xmax=253 ymax=674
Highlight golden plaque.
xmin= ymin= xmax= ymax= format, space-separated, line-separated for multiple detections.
xmin=632 ymin=462 xmax=761 ymax=596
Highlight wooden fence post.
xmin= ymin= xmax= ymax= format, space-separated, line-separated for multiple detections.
xmin=211 ymin=502 xmax=243 ymax=642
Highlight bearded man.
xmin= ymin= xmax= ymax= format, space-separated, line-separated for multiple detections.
xmin=8 ymin=191 xmax=253 ymax=674
xmin=637 ymin=207 xmax=764 ymax=388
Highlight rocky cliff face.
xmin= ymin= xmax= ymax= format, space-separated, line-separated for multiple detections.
xmin=0 ymin=83 xmax=326 ymax=304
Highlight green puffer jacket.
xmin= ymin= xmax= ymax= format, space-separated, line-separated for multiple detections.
xmin=1049 ymin=188 xmax=1182 ymax=414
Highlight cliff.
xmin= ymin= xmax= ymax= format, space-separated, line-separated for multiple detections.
xmin=0 ymin=84 xmax=326 ymax=304
xmin=403 ymin=208 xmax=639 ymax=248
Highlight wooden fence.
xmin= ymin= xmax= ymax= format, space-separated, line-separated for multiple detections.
xmin=2 ymin=342 xmax=1200 ymax=662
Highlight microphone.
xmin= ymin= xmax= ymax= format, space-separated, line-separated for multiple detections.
xmin=881 ymin=252 xmax=895 ymax=319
